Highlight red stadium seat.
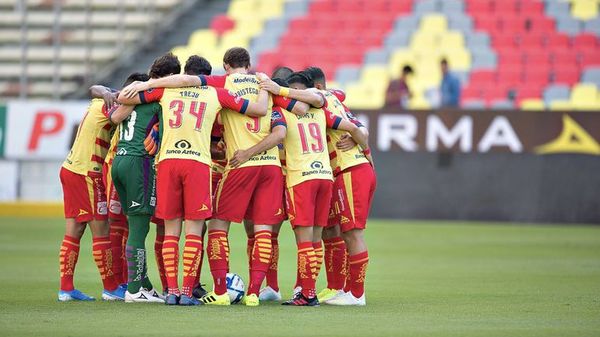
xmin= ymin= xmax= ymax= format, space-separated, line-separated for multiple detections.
xmin=493 ymin=34 xmax=518 ymax=49
xmin=462 ymin=85 xmax=484 ymax=100
xmin=573 ymin=33 xmax=599 ymax=50
xmin=579 ymin=52 xmax=600 ymax=67
xmin=519 ymin=33 xmax=545 ymax=47
xmin=546 ymin=34 xmax=570 ymax=48
xmin=210 ymin=15 xmax=235 ymax=36
xmin=552 ymin=50 xmax=578 ymax=65
xmin=468 ymin=0 xmax=493 ymax=14
xmin=519 ymin=1 xmax=544 ymax=14
xmin=528 ymin=17 xmax=555 ymax=32
xmin=494 ymin=0 xmax=519 ymax=12
xmin=497 ymin=69 xmax=522 ymax=87
xmin=469 ymin=70 xmax=496 ymax=84
xmin=552 ymin=65 xmax=581 ymax=85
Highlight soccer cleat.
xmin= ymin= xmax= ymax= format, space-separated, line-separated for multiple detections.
xmin=200 ymin=291 xmax=231 ymax=306
xmin=192 ymin=284 xmax=208 ymax=299
xmin=293 ymin=286 xmax=302 ymax=298
xmin=119 ymin=283 xmax=128 ymax=291
xmin=317 ymin=288 xmax=344 ymax=302
xmin=102 ymin=287 xmax=126 ymax=301
xmin=259 ymin=286 xmax=282 ymax=301
xmin=325 ymin=292 xmax=366 ymax=306
xmin=242 ymin=293 xmax=259 ymax=307
xmin=58 ymin=289 xmax=95 ymax=302
xmin=282 ymin=292 xmax=319 ymax=307
xmin=125 ymin=289 xmax=165 ymax=303
xmin=179 ymin=294 xmax=202 ymax=306
xmin=145 ymin=288 xmax=166 ymax=301
xmin=165 ymin=294 xmax=179 ymax=305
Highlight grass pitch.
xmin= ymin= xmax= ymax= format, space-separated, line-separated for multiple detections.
xmin=0 ymin=218 xmax=599 ymax=337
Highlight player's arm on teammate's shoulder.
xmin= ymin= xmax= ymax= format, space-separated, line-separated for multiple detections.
xmin=325 ymin=107 xmax=373 ymax=165
xmin=230 ymin=109 xmax=287 ymax=168
xmin=121 ymin=74 xmax=203 ymax=99
xmin=272 ymin=93 xmax=309 ymax=116
xmin=90 ymin=85 xmax=117 ymax=108
xmin=259 ymin=77 xmax=325 ymax=108
xmin=106 ymin=103 xmax=135 ymax=124
xmin=215 ymin=88 xmax=267 ymax=117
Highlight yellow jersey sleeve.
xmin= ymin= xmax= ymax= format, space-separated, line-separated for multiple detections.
xmin=63 ymin=98 xmax=114 ymax=175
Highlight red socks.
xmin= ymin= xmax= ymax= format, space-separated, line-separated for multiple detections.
xmin=207 ymin=230 xmax=229 ymax=295
xmin=246 ymin=235 xmax=255 ymax=271
xmin=109 ymin=221 xmax=127 ymax=285
xmin=297 ymin=241 xmax=317 ymax=298
xmin=59 ymin=235 xmax=80 ymax=291
xmin=324 ymin=237 xmax=347 ymax=290
xmin=182 ymin=234 xmax=203 ymax=297
xmin=343 ymin=250 xmax=351 ymax=293
xmin=266 ymin=237 xmax=279 ymax=291
xmin=154 ymin=234 xmax=168 ymax=292
xmin=248 ymin=230 xmax=272 ymax=296
xmin=162 ymin=235 xmax=180 ymax=295
xmin=348 ymin=251 xmax=369 ymax=298
xmin=313 ymin=241 xmax=324 ymax=279
xmin=92 ymin=236 xmax=118 ymax=291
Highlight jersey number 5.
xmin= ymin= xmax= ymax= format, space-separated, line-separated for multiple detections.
xmin=298 ymin=122 xmax=324 ymax=154
xmin=169 ymin=100 xmax=207 ymax=131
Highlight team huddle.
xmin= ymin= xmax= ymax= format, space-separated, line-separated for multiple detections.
xmin=57 ymin=47 xmax=376 ymax=307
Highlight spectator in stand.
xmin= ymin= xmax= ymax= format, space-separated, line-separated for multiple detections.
xmin=385 ymin=65 xmax=413 ymax=108
xmin=440 ymin=58 xmax=461 ymax=107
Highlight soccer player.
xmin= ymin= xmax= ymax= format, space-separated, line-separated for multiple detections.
xmin=306 ymin=66 xmax=376 ymax=306
xmin=109 ymin=71 xmax=168 ymax=303
xmin=250 ymin=71 xmax=370 ymax=306
xmin=118 ymin=68 xmax=269 ymax=306
xmin=120 ymin=48 xmax=307 ymax=307
xmin=58 ymin=89 xmax=133 ymax=302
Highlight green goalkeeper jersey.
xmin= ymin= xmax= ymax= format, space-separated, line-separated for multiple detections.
xmin=116 ymin=102 xmax=161 ymax=157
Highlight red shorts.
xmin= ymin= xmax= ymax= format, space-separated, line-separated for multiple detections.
xmin=60 ymin=167 xmax=108 ymax=223
xmin=214 ymin=165 xmax=285 ymax=224
xmin=286 ymin=179 xmax=333 ymax=227
xmin=211 ymin=171 xmax=222 ymax=204
xmin=155 ymin=159 xmax=212 ymax=221
xmin=328 ymin=163 xmax=376 ymax=232
xmin=151 ymin=216 xmax=164 ymax=227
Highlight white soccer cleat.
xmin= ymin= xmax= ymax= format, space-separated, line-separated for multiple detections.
xmin=144 ymin=288 xmax=166 ymax=301
xmin=258 ymin=286 xmax=282 ymax=301
xmin=125 ymin=289 xmax=165 ymax=303
xmin=293 ymin=286 xmax=302 ymax=298
xmin=325 ymin=291 xmax=366 ymax=306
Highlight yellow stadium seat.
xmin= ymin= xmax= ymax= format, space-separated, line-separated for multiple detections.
xmin=188 ymin=29 xmax=217 ymax=50
xmin=439 ymin=31 xmax=465 ymax=51
xmin=571 ymin=0 xmax=598 ymax=21
xmin=171 ymin=46 xmax=192 ymax=68
xmin=520 ymin=99 xmax=545 ymax=110
xmin=420 ymin=14 xmax=448 ymax=33
xmin=362 ymin=65 xmax=390 ymax=84
xmin=220 ymin=30 xmax=250 ymax=49
xmin=445 ymin=50 xmax=471 ymax=71
xmin=344 ymin=83 xmax=385 ymax=109
xmin=571 ymin=83 xmax=599 ymax=109
xmin=388 ymin=49 xmax=416 ymax=79
xmin=256 ymin=0 xmax=284 ymax=19
xmin=232 ymin=18 xmax=264 ymax=37
xmin=408 ymin=92 xmax=431 ymax=109
xmin=228 ymin=0 xmax=256 ymax=19
xmin=550 ymin=100 xmax=573 ymax=110
xmin=410 ymin=31 xmax=439 ymax=49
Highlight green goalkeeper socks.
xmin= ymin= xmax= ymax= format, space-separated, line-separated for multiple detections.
xmin=125 ymin=215 xmax=150 ymax=293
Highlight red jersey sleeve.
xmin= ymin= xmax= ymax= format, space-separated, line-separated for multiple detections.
xmin=199 ymin=75 xmax=227 ymax=88
xmin=139 ymin=87 xmax=165 ymax=103
xmin=329 ymin=88 xmax=346 ymax=102
xmin=271 ymin=106 xmax=287 ymax=130
xmin=272 ymin=95 xmax=298 ymax=111
xmin=211 ymin=121 xmax=224 ymax=142
xmin=344 ymin=110 xmax=363 ymax=127
xmin=323 ymin=107 xmax=343 ymax=129
xmin=104 ymin=104 xmax=119 ymax=119
xmin=216 ymin=88 xmax=249 ymax=114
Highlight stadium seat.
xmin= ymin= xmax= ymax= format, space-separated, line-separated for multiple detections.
xmin=571 ymin=0 xmax=599 ymax=21
xmin=520 ymin=98 xmax=545 ymax=110
xmin=570 ymin=82 xmax=600 ymax=109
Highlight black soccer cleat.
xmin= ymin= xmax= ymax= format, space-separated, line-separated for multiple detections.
xmin=192 ymin=284 xmax=208 ymax=299
xmin=282 ymin=292 xmax=320 ymax=307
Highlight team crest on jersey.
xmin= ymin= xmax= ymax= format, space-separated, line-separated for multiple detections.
xmin=310 ymin=161 xmax=324 ymax=170
xmin=117 ymin=148 xmax=127 ymax=155
xmin=109 ymin=200 xmax=122 ymax=214
xmin=97 ymin=201 xmax=108 ymax=215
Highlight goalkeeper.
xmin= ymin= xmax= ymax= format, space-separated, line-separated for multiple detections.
xmin=110 ymin=71 xmax=165 ymax=303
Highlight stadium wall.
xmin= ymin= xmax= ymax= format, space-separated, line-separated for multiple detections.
xmin=0 ymin=101 xmax=598 ymax=223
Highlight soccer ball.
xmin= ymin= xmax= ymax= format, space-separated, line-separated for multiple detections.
xmin=226 ymin=273 xmax=245 ymax=304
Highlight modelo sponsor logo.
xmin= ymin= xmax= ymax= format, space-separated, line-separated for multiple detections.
xmin=355 ymin=109 xmax=600 ymax=155
xmin=232 ymin=77 xmax=259 ymax=84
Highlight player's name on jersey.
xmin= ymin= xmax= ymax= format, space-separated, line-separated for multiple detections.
xmin=296 ymin=112 xmax=320 ymax=120
xmin=179 ymin=90 xmax=201 ymax=98
xmin=234 ymin=87 xmax=259 ymax=97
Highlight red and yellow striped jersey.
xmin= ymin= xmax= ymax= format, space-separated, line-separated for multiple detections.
xmin=200 ymin=74 xmax=296 ymax=169
xmin=274 ymin=106 xmax=344 ymax=188
xmin=139 ymin=86 xmax=250 ymax=166
xmin=104 ymin=126 xmax=120 ymax=168
xmin=63 ymin=98 xmax=114 ymax=175
xmin=322 ymin=90 xmax=368 ymax=175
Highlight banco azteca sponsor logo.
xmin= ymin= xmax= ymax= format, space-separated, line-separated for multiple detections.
xmin=310 ymin=161 xmax=323 ymax=170
xmin=175 ymin=139 xmax=191 ymax=149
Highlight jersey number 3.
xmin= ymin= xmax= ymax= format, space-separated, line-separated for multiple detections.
xmin=169 ymin=100 xmax=207 ymax=131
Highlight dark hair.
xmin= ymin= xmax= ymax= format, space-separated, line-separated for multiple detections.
xmin=272 ymin=66 xmax=293 ymax=80
xmin=184 ymin=55 xmax=212 ymax=75
xmin=223 ymin=47 xmax=251 ymax=69
xmin=304 ymin=66 xmax=326 ymax=85
xmin=149 ymin=52 xmax=181 ymax=78
xmin=402 ymin=65 xmax=414 ymax=74
xmin=287 ymin=71 xmax=314 ymax=88
xmin=441 ymin=58 xmax=448 ymax=66
xmin=123 ymin=72 xmax=150 ymax=87
xmin=272 ymin=77 xmax=289 ymax=88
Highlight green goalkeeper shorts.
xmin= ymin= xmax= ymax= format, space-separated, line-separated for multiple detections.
xmin=111 ymin=155 xmax=156 ymax=216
